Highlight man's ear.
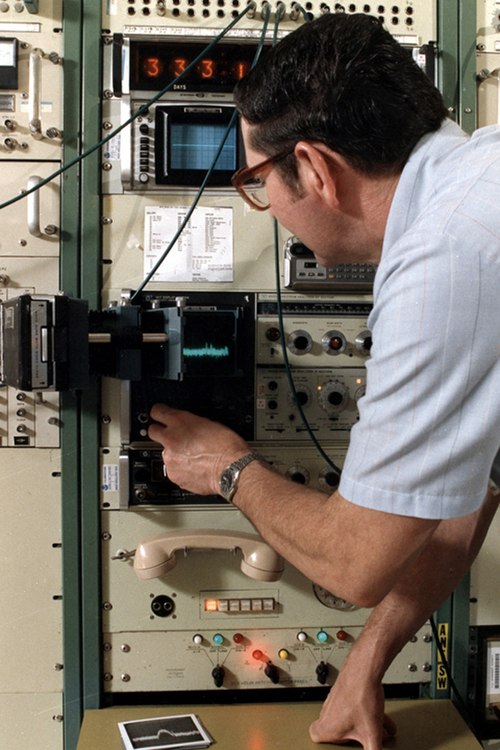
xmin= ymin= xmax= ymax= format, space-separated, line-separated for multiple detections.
xmin=294 ymin=141 xmax=343 ymax=209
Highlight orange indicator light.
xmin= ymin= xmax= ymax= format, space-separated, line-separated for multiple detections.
xmin=204 ymin=599 xmax=218 ymax=612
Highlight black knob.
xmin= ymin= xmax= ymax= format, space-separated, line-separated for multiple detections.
xmin=295 ymin=390 xmax=309 ymax=406
xmin=294 ymin=335 xmax=310 ymax=351
xmin=322 ymin=470 xmax=340 ymax=489
xmin=264 ymin=662 xmax=280 ymax=684
xmin=211 ymin=665 xmax=225 ymax=687
xmin=316 ymin=661 xmax=329 ymax=685
xmin=328 ymin=391 xmax=344 ymax=406
xmin=266 ymin=327 xmax=281 ymax=342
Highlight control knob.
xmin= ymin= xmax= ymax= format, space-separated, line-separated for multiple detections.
xmin=286 ymin=464 xmax=310 ymax=485
xmin=316 ymin=661 xmax=329 ymax=685
xmin=319 ymin=467 xmax=341 ymax=491
xmin=321 ymin=330 xmax=346 ymax=355
xmin=355 ymin=330 xmax=373 ymax=356
xmin=211 ymin=665 xmax=225 ymax=688
xmin=264 ymin=662 xmax=280 ymax=684
xmin=287 ymin=329 xmax=313 ymax=355
xmin=287 ymin=387 xmax=311 ymax=409
xmin=318 ymin=381 xmax=349 ymax=414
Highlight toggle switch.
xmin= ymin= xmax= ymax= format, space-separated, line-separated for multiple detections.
xmin=211 ymin=665 xmax=225 ymax=687
xmin=264 ymin=662 xmax=279 ymax=684
xmin=316 ymin=660 xmax=329 ymax=684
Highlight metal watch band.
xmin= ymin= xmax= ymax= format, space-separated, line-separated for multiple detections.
xmin=219 ymin=452 xmax=264 ymax=503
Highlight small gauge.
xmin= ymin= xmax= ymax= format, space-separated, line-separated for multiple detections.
xmin=312 ymin=583 xmax=358 ymax=611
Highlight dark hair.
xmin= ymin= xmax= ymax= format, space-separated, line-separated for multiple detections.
xmin=234 ymin=13 xmax=447 ymax=177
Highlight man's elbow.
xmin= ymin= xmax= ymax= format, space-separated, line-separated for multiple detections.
xmin=317 ymin=571 xmax=392 ymax=610
xmin=349 ymin=585 xmax=387 ymax=609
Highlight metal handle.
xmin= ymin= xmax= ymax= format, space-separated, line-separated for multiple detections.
xmin=27 ymin=175 xmax=58 ymax=238
xmin=29 ymin=48 xmax=43 ymax=140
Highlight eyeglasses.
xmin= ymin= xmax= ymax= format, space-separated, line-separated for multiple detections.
xmin=231 ymin=147 xmax=295 ymax=211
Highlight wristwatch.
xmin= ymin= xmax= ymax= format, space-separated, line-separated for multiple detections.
xmin=219 ymin=452 xmax=262 ymax=503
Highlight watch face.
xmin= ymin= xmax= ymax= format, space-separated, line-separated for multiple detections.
xmin=220 ymin=467 xmax=235 ymax=499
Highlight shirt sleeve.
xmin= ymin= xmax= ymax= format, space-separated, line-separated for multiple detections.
xmin=338 ymin=227 xmax=500 ymax=519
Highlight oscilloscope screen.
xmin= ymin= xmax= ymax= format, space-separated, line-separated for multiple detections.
xmin=182 ymin=308 xmax=239 ymax=378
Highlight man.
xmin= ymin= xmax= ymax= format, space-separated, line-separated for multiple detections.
xmin=148 ymin=13 xmax=500 ymax=749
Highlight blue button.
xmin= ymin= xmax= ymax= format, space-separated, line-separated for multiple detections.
xmin=317 ymin=630 xmax=328 ymax=643
xmin=213 ymin=633 xmax=224 ymax=646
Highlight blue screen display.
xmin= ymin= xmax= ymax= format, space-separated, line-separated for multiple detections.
xmin=170 ymin=123 xmax=237 ymax=172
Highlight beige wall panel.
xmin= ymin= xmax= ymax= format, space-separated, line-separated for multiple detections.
xmin=0 ymin=449 xmax=62 ymax=692
xmin=0 ymin=693 xmax=63 ymax=750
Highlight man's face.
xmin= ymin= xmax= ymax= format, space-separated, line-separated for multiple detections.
xmin=240 ymin=119 xmax=378 ymax=266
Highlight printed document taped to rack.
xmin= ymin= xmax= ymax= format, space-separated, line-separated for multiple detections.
xmin=144 ymin=206 xmax=233 ymax=283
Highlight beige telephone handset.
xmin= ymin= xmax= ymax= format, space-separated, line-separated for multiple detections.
xmin=133 ymin=529 xmax=284 ymax=582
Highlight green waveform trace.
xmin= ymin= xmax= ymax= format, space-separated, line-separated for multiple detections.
xmin=183 ymin=343 xmax=230 ymax=359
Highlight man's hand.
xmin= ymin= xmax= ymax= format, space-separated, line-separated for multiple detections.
xmin=310 ymin=670 xmax=396 ymax=749
xmin=148 ymin=403 xmax=251 ymax=496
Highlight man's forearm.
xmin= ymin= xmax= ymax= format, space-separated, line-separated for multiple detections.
xmin=309 ymin=489 xmax=499 ymax=746
xmin=233 ymin=460 xmax=437 ymax=607
xmin=342 ymin=488 xmax=500 ymax=680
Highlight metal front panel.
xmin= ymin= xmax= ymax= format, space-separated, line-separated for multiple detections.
xmin=101 ymin=509 xmax=432 ymax=692
xmin=101 ymin=0 xmax=437 ymax=42
xmin=0 ymin=1 xmax=64 ymax=161
xmin=101 ymin=194 xmax=284 ymax=294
